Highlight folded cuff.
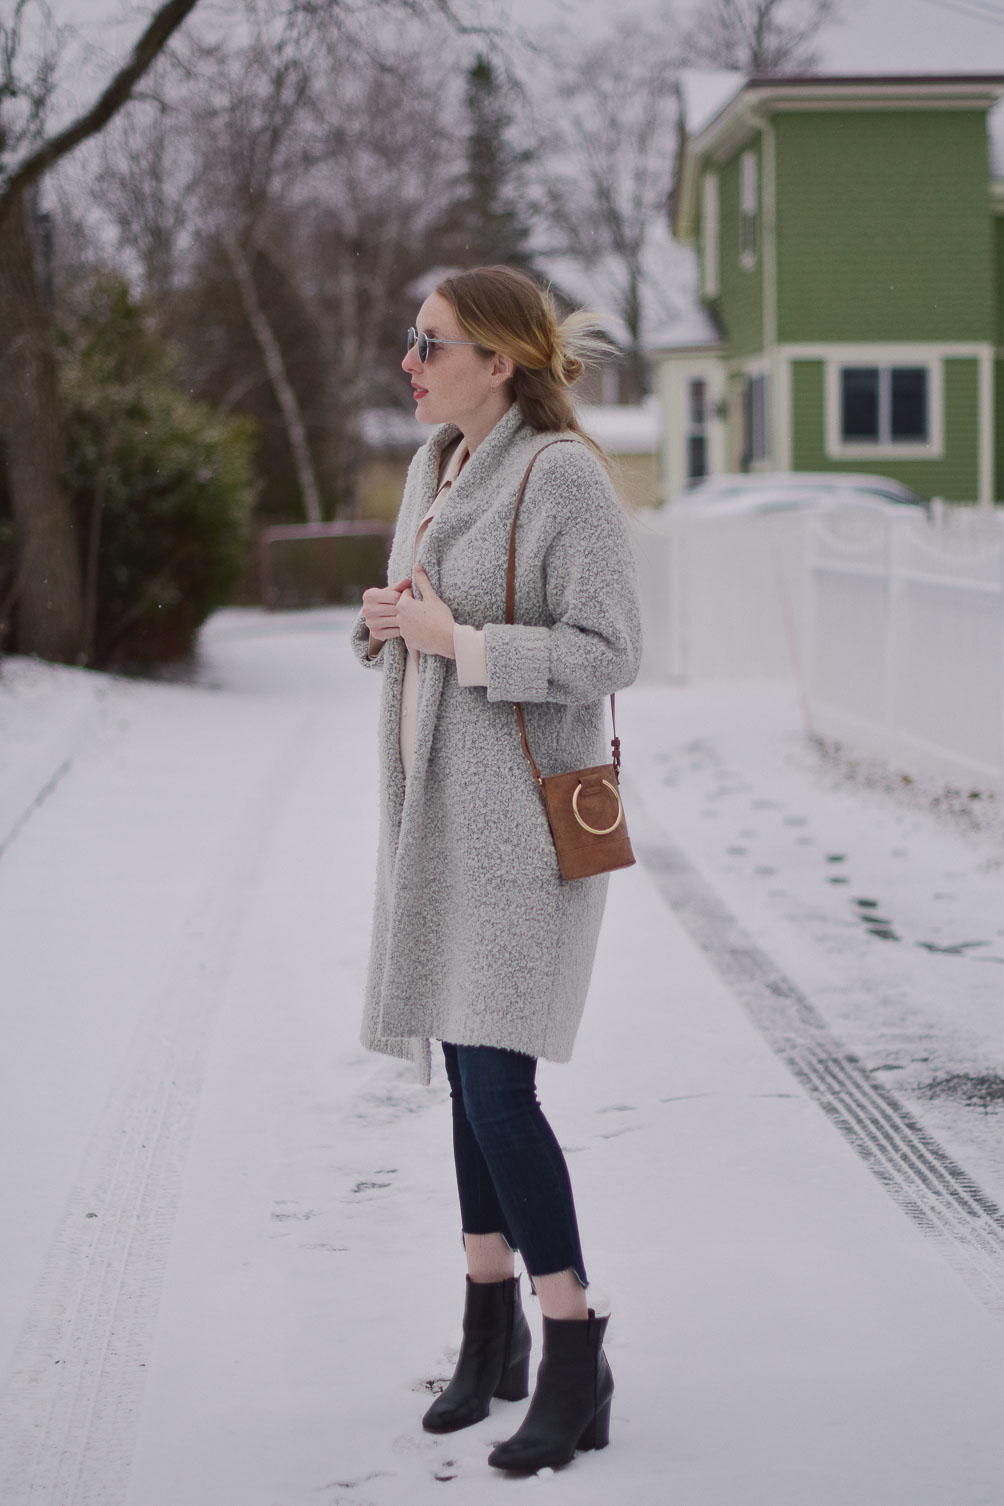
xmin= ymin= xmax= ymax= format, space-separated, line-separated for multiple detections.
xmin=453 ymin=623 xmax=488 ymax=686
xmin=483 ymin=624 xmax=552 ymax=703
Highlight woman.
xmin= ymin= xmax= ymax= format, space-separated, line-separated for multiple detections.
xmin=351 ymin=265 xmax=641 ymax=1473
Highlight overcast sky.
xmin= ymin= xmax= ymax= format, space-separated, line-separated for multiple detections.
xmin=20 ymin=0 xmax=1004 ymax=145
xmin=47 ymin=0 xmax=1004 ymax=74
xmin=509 ymin=0 xmax=1004 ymax=70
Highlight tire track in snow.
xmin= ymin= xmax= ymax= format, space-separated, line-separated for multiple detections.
xmin=0 ymin=756 xmax=75 ymax=860
xmin=629 ymin=794 xmax=1004 ymax=1323
xmin=0 ymin=714 xmax=316 ymax=1506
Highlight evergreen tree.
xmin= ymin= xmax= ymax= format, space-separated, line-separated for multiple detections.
xmin=437 ymin=55 xmax=535 ymax=270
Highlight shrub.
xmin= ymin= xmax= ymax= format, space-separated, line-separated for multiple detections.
xmin=59 ymin=278 xmax=259 ymax=667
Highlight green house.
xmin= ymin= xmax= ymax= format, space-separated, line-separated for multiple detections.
xmin=653 ymin=71 xmax=1004 ymax=504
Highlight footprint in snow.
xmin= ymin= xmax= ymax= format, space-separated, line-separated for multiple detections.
xmin=917 ymin=938 xmax=991 ymax=956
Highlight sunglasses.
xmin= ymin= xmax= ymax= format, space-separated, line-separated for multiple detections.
xmin=406 ymin=326 xmax=481 ymax=363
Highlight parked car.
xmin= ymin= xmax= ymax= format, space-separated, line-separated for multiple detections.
xmin=672 ymin=471 xmax=928 ymax=516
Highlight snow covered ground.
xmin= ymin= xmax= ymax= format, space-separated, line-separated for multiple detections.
xmin=0 ymin=607 xmax=1001 ymax=1506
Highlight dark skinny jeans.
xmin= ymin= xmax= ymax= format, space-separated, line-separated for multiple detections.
xmin=441 ymin=1041 xmax=588 ymax=1288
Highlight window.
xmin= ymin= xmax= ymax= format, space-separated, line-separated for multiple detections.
xmin=840 ymin=366 xmax=929 ymax=445
xmin=701 ymin=172 xmax=720 ymax=298
xmin=743 ymin=372 xmax=768 ymax=465
xmin=826 ymin=356 xmax=941 ymax=459
xmin=689 ymin=378 xmax=707 ymax=426
xmin=739 ymin=150 xmax=758 ymax=269
xmin=686 ymin=378 xmax=709 ymax=483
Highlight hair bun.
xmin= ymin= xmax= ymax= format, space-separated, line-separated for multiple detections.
xmin=551 ymin=310 xmax=614 ymax=388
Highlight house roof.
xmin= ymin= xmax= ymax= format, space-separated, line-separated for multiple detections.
xmin=674 ymin=70 xmax=1004 ymax=243
xmin=677 ymin=70 xmax=745 ymax=140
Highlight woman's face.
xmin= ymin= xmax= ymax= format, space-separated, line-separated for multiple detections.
xmin=402 ymin=291 xmax=506 ymax=430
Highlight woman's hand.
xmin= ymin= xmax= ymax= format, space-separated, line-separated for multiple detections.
xmin=362 ymin=577 xmax=412 ymax=642
xmin=396 ymin=564 xmax=457 ymax=659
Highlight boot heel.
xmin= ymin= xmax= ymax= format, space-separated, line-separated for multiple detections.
xmin=577 ymin=1398 xmax=611 ymax=1452
xmin=494 ymin=1350 xmax=530 ymax=1401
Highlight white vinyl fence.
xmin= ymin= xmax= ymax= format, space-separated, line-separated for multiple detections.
xmin=803 ymin=504 xmax=1004 ymax=794
xmin=632 ymin=501 xmax=1004 ymax=794
xmin=632 ymin=505 xmax=807 ymax=681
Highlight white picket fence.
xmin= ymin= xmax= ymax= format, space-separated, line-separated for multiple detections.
xmin=632 ymin=501 xmax=1004 ymax=794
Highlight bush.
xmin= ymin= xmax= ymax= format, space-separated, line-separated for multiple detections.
xmin=59 ymin=278 xmax=259 ymax=667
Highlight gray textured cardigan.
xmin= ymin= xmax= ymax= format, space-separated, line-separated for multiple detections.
xmin=350 ymin=402 xmax=642 ymax=1083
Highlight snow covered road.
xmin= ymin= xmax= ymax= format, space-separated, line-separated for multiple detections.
xmin=0 ymin=608 xmax=1001 ymax=1505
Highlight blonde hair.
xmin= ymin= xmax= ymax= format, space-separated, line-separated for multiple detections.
xmin=435 ymin=265 xmax=613 ymax=453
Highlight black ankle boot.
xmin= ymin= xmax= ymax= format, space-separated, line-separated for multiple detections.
xmin=487 ymin=1309 xmax=613 ymax=1472
xmin=422 ymin=1275 xmax=532 ymax=1434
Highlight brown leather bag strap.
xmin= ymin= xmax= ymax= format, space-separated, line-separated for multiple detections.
xmin=505 ymin=443 xmax=571 ymax=622
xmin=505 ymin=441 xmax=619 ymax=783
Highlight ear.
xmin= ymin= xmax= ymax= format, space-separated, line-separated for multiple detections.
xmin=490 ymin=351 xmax=514 ymax=386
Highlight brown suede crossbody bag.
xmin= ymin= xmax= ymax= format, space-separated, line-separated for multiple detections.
xmin=506 ymin=441 xmax=635 ymax=882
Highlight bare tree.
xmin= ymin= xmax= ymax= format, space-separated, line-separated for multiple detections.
xmin=1 ymin=0 xmax=481 ymax=659
xmin=180 ymin=16 xmax=328 ymax=522
xmin=536 ymin=19 xmax=680 ymax=398
xmin=94 ymin=89 xmax=197 ymax=303
xmin=292 ymin=36 xmax=465 ymax=510
xmin=680 ymin=0 xmax=841 ymax=74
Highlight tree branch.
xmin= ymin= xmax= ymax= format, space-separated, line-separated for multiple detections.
xmin=0 ymin=0 xmax=202 ymax=224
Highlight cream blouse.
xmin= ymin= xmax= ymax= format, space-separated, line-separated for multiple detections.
xmin=367 ymin=438 xmax=489 ymax=777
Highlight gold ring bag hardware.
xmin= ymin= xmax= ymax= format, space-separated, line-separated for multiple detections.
xmin=507 ymin=442 xmax=636 ymax=882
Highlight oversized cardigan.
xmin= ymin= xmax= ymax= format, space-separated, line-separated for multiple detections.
xmin=350 ymin=402 xmax=642 ymax=1084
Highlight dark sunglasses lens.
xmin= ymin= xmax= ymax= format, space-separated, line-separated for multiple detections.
xmin=407 ymin=327 xmax=430 ymax=361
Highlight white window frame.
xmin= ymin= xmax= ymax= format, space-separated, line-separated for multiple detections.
xmin=701 ymin=171 xmax=720 ymax=298
xmin=739 ymin=150 xmax=758 ymax=270
xmin=825 ymin=354 xmax=943 ymax=460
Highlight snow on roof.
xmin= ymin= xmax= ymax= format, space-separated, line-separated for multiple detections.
xmin=360 ymin=409 xmax=428 ymax=452
xmin=576 ymin=397 xmax=658 ymax=454
xmin=538 ymin=217 xmax=702 ymax=352
xmin=678 ymin=69 xmax=746 ymax=139
xmin=990 ymin=99 xmax=1004 ymax=179
xmin=359 ymin=401 xmax=658 ymax=455
xmin=645 ymin=242 xmax=722 ymax=351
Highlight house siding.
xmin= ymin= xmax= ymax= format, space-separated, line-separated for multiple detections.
xmin=775 ymin=111 xmax=993 ymax=344
xmin=713 ymin=143 xmax=764 ymax=359
xmin=790 ymin=356 xmax=982 ymax=500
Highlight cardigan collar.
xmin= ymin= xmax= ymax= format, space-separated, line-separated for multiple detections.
xmin=419 ymin=402 xmax=529 ymax=503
